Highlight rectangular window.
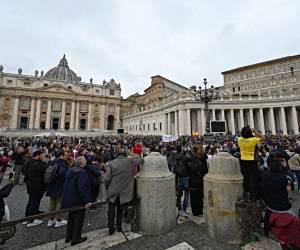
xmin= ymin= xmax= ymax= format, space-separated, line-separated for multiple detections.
xmin=110 ymin=89 xmax=114 ymax=95
xmin=44 ymin=83 xmax=48 ymax=87
xmin=96 ymin=90 xmax=100 ymax=93
xmin=7 ymin=79 xmax=13 ymax=84
xmin=42 ymin=112 xmax=46 ymax=115
xmin=160 ymin=122 xmax=162 ymax=131
xmin=68 ymin=86 xmax=72 ymax=90
xmin=24 ymin=82 xmax=31 ymax=86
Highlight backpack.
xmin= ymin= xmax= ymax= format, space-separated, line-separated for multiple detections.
xmin=44 ymin=163 xmax=59 ymax=184
xmin=174 ymin=159 xmax=186 ymax=176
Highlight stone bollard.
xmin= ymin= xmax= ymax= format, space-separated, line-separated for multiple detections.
xmin=137 ymin=151 xmax=176 ymax=235
xmin=204 ymin=152 xmax=243 ymax=244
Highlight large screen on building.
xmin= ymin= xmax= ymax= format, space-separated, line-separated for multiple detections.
xmin=210 ymin=121 xmax=226 ymax=133
xmin=117 ymin=128 xmax=124 ymax=134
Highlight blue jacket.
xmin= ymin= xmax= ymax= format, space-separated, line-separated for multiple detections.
xmin=46 ymin=158 xmax=69 ymax=198
xmin=62 ymin=165 xmax=91 ymax=209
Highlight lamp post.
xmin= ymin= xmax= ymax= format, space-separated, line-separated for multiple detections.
xmin=194 ymin=78 xmax=218 ymax=135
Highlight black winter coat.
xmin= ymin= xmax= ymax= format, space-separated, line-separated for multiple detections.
xmin=86 ymin=164 xmax=101 ymax=188
xmin=189 ymin=153 xmax=208 ymax=189
xmin=174 ymin=152 xmax=190 ymax=178
xmin=0 ymin=183 xmax=13 ymax=221
xmin=24 ymin=159 xmax=48 ymax=195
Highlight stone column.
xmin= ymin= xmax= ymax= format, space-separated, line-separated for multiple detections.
xmin=45 ymin=100 xmax=52 ymax=130
xmin=291 ymin=106 xmax=299 ymax=134
xmin=163 ymin=113 xmax=168 ymax=134
xmin=167 ymin=112 xmax=171 ymax=135
xmin=29 ymin=98 xmax=35 ymax=129
xmin=75 ymin=102 xmax=80 ymax=130
xmin=178 ymin=109 xmax=184 ymax=136
xmin=197 ymin=110 xmax=202 ymax=134
xmin=230 ymin=109 xmax=235 ymax=135
xmin=212 ymin=109 xmax=216 ymax=121
xmin=239 ymin=109 xmax=244 ymax=131
xmin=186 ymin=109 xmax=191 ymax=136
xmin=116 ymin=104 xmax=121 ymax=129
xmin=156 ymin=116 xmax=160 ymax=135
xmin=60 ymin=101 xmax=66 ymax=130
xmin=70 ymin=101 xmax=75 ymax=130
xmin=137 ymin=152 xmax=176 ymax=235
xmin=204 ymin=152 xmax=243 ymax=244
xmin=87 ymin=103 xmax=92 ymax=130
xmin=98 ymin=104 xmax=102 ymax=130
xmin=201 ymin=108 xmax=206 ymax=134
xmin=34 ymin=98 xmax=41 ymax=129
xmin=269 ymin=107 xmax=276 ymax=134
xmin=259 ymin=108 xmax=265 ymax=135
xmin=100 ymin=104 xmax=106 ymax=130
xmin=221 ymin=109 xmax=225 ymax=121
xmin=249 ymin=108 xmax=254 ymax=128
xmin=174 ymin=110 xmax=178 ymax=136
xmin=280 ymin=107 xmax=287 ymax=135
xmin=11 ymin=96 xmax=19 ymax=129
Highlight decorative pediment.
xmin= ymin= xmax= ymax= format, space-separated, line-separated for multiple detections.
xmin=39 ymin=84 xmax=75 ymax=94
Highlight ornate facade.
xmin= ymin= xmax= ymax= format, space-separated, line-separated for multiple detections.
xmin=122 ymin=55 xmax=300 ymax=135
xmin=1 ymin=54 xmax=300 ymax=136
xmin=0 ymin=55 xmax=122 ymax=131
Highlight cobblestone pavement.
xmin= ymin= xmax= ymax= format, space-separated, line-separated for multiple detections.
xmin=107 ymin=221 xmax=240 ymax=250
xmin=1 ymin=179 xmax=108 ymax=250
xmin=107 ymin=192 xmax=300 ymax=250
xmin=1 ymin=172 xmax=300 ymax=250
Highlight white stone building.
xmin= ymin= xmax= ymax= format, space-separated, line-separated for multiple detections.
xmin=122 ymin=55 xmax=300 ymax=135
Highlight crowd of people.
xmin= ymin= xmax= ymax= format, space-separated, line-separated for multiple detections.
xmin=0 ymin=131 xmax=299 ymax=247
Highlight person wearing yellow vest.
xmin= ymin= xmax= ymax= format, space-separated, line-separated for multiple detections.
xmin=238 ymin=126 xmax=264 ymax=200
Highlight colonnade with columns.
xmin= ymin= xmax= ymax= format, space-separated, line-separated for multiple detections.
xmin=10 ymin=96 xmax=119 ymax=131
xmin=163 ymin=106 xmax=300 ymax=136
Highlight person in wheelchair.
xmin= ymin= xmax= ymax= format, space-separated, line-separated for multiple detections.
xmin=263 ymin=150 xmax=300 ymax=249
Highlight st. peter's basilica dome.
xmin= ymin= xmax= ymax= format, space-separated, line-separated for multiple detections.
xmin=44 ymin=55 xmax=80 ymax=83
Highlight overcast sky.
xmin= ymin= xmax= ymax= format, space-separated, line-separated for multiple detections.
xmin=1 ymin=0 xmax=300 ymax=97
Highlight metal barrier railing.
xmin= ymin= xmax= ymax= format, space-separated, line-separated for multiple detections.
xmin=0 ymin=200 xmax=107 ymax=242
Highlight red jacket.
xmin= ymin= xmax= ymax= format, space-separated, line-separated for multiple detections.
xmin=132 ymin=144 xmax=143 ymax=156
xmin=0 ymin=156 xmax=12 ymax=174
xmin=269 ymin=211 xmax=300 ymax=248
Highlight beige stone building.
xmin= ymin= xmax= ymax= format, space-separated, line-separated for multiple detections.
xmin=122 ymin=54 xmax=300 ymax=135
xmin=0 ymin=55 xmax=122 ymax=132
xmin=1 ymin=54 xmax=300 ymax=136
